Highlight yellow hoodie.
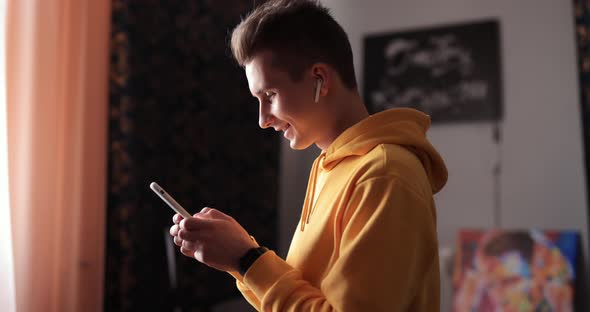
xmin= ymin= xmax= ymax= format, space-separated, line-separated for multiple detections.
xmin=233 ymin=108 xmax=448 ymax=311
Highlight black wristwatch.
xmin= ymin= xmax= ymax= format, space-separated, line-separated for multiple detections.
xmin=238 ymin=246 xmax=269 ymax=276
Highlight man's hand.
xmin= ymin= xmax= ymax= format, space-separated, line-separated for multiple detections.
xmin=169 ymin=207 xmax=259 ymax=272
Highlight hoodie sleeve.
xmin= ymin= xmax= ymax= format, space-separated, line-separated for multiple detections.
xmin=229 ymin=271 xmax=262 ymax=310
xmin=234 ymin=175 xmax=440 ymax=311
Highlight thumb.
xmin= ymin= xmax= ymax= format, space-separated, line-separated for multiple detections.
xmin=199 ymin=207 xmax=230 ymax=220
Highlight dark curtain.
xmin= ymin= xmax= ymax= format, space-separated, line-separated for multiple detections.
xmin=105 ymin=1 xmax=277 ymax=311
xmin=574 ymin=1 xmax=590 ymax=311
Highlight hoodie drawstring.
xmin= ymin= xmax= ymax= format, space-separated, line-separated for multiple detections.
xmin=300 ymin=154 xmax=323 ymax=231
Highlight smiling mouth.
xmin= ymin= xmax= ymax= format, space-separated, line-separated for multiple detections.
xmin=282 ymin=124 xmax=292 ymax=139
xmin=277 ymin=124 xmax=290 ymax=132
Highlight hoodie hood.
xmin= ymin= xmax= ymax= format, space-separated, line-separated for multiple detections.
xmin=322 ymin=108 xmax=447 ymax=193
xmin=299 ymin=108 xmax=447 ymax=231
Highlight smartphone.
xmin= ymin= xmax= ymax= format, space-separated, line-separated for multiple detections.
xmin=150 ymin=182 xmax=192 ymax=219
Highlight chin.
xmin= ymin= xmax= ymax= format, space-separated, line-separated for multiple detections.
xmin=288 ymin=138 xmax=313 ymax=150
xmin=289 ymin=143 xmax=307 ymax=150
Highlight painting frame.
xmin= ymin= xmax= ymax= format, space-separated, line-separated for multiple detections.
xmin=362 ymin=19 xmax=503 ymax=124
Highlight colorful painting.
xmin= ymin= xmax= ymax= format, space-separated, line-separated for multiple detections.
xmin=453 ymin=229 xmax=579 ymax=312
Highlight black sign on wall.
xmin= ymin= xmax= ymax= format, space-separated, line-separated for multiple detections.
xmin=363 ymin=19 xmax=503 ymax=123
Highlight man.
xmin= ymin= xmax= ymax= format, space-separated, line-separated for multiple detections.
xmin=169 ymin=0 xmax=448 ymax=310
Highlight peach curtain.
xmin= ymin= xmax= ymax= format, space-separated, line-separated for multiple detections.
xmin=0 ymin=1 xmax=16 ymax=310
xmin=6 ymin=0 xmax=111 ymax=311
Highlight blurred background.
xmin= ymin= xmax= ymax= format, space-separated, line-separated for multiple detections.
xmin=0 ymin=0 xmax=589 ymax=311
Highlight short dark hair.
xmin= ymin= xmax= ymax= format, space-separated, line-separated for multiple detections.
xmin=230 ymin=0 xmax=357 ymax=89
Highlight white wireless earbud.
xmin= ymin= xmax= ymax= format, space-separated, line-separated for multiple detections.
xmin=314 ymin=78 xmax=323 ymax=103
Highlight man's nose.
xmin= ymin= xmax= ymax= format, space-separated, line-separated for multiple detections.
xmin=258 ymin=103 xmax=274 ymax=129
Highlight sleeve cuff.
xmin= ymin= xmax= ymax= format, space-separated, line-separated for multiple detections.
xmin=242 ymin=250 xmax=296 ymax=300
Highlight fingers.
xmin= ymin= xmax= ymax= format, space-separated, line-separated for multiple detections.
xmin=172 ymin=215 xmax=204 ymax=238
xmin=180 ymin=246 xmax=194 ymax=258
xmin=180 ymin=217 xmax=202 ymax=231
xmin=180 ymin=212 xmax=224 ymax=230
xmin=178 ymin=228 xmax=199 ymax=241
xmin=176 ymin=208 xmax=223 ymax=234
xmin=169 ymin=224 xmax=179 ymax=237
xmin=172 ymin=207 xmax=233 ymax=263
xmin=181 ymin=239 xmax=199 ymax=250
xmin=172 ymin=214 xmax=183 ymax=224
xmin=173 ymin=220 xmax=202 ymax=250
xmin=172 ymin=222 xmax=200 ymax=248
xmin=174 ymin=235 xmax=183 ymax=247
xmin=174 ymin=234 xmax=198 ymax=251
xmin=174 ymin=236 xmax=200 ymax=251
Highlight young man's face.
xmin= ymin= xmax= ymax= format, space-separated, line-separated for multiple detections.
xmin=245 ymin=51 xmax=324 ymax=150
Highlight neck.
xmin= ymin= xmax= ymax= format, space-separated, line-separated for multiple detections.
xmin=315 ymin=89 xmax=369 ymax=151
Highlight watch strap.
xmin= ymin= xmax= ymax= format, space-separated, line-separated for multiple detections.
xmin=238 ymin=246 xmax=269 ymax=276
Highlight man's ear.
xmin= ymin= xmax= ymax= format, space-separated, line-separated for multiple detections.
xmin=311 ymin=64 xmax=329 ymax=101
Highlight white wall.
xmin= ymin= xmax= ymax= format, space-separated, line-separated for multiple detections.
xmin=279 ymin=0 xmax=589 ymax=310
